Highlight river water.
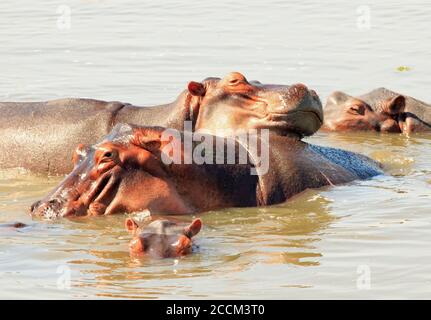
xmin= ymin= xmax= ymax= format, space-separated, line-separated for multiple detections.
xmin=0 ymin=0 xmax=430 ymax=299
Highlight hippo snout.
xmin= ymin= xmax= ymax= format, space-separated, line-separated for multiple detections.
xmin=286 ymin=83 xmax=310 ymax=101
xmin=273 ymin=83 xmax=310 ymax=111
xmin=269 ymin=83 xmax=323 ymax=137
xmin=30 ymin=198 xmax=64 ymax=218
xmin=278 ymin=84 xmax=323 ymax=117
xmin=30 ymin=200 xmax=41 ymax=213
xmin=309 ymin=89 xmax=319 ymax=99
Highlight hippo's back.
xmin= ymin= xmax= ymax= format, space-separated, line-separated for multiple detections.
xmin=308 ymin=144 xmax=382 ymax=179
xmin=0 ymin=98 xmax=126 ymax=174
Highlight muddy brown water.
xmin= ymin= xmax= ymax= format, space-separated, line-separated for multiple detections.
xmin=0 ymin=0 xmax=430 ymax=299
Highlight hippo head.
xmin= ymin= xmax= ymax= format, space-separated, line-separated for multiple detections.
xmin=30 ymin=124 xmax=195 ymax=218
xmin=125 ymin=218 xmax=202 ymax=258
xmin=185 ymin=72 xmax=323 ymax=137
xmin=323 ymin=90 xmax=406 ymax=133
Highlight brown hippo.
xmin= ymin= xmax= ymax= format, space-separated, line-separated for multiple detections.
xmin=322 ymin=87 xmax=431 ymax=133
xmin=30 ymin=123 xmax=382 ymax=218
xmin=125 ymin=217 xmax=202 ymax=258
xmin=0 ymin=72 xmax=322 ymax=175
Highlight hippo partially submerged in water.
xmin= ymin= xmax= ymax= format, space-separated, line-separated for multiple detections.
xmin=30 ymin=124 xmax=382 ymax=218
xmin=0 ymin=72 xmax=322 ymax=174
xmin=125 ymin=217 xmax=202 ymax=258
xmin=322 ymin=87 xmax=431 ymax=133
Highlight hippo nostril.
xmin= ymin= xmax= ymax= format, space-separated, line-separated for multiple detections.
xmin=292 ymin=83 xmax=308 ymax=90
xmin=381 ymin=119 xmax=402 ymax=133
xmin=290 ymin=83 xmax=309 ymax=93
xmin=284 ymin=83 xmax=309 ymax=104
xmin=48 ymin=198 xmax=64 ymax=211
xmin=30 ymin=197 xmax=65 ymax=217
xmin=129 ymin=237 xmax=145 ymax=255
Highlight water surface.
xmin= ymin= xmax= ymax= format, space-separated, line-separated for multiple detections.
xmin=0 ymin=0 xmax=430 ymax=299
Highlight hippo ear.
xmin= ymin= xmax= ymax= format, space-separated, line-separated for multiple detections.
xmin=183 ymin=218 xmax=202 ymax=238
xmin=174 ymin=235 xmax=192 ymax=256
xmin=125 ymin=218 xmax=139 ymax=233
xmin=326 ymin=91 xmax=351 ymax=106
xmin=187 ymin=81 xmax=206 ymax=97
xmin=385 ymin=95 xmax=405 ymax=115
xmin=348 ymin=103 xmax=366 ymax=116
xmin=131 ymin=128 xmax=163 ymax=153
xmin=141 ymin=139 xmax=162 ymax=154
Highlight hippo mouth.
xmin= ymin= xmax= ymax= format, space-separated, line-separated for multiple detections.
xmin=71 ymin=170 xmax=120 ymax=216
xmin=30 ymin=198 xmax=66 ymax=219
xmin=273 ymin=109 xmax=323 ymax=124
xmin=259 ymin=109 xmax=323 ymax=137
xmin=31 ymin=169 xmax=121 ymax=218
xmin=262 ymin=109 xmax=323 ymax=128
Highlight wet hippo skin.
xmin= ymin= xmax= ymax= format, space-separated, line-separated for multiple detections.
xmin=322 ymin=87 xmax=431 ymax=133
xmin=30 ymin=124 xmax=382 ymax=218
xmin=125 ymin=217 xmax=202 ymax=258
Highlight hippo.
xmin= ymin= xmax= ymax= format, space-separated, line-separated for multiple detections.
xmin=30 ymin=123 xmax=382 ymax=218
xmin=0 ymin=72 xmax=322 ymax=175
xmin=322 ymin=87 xmax=431 ymax=133
xmin=125 ymin=217 xmax=202 ymax=258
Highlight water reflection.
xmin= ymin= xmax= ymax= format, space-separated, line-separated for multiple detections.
xmin=10 ymin=188 xmax=333 ymax=297
xmin=1 ymin=0 xmax=431 ymax=299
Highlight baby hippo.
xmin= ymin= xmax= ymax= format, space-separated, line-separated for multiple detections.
xmin=125 ymin=217 xmax=202 ymax=258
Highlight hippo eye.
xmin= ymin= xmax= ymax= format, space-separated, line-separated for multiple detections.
xmin=99 ymin=150 xmax=116 ymax=162
xmin=229 ymin=78 xmax=242 ymax=86
xmin=348 ymin=104 xmax=365 ymax=116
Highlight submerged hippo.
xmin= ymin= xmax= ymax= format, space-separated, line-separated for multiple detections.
xmin=30 ymin=124 xmax=382 ymax=218
xmin=322 ymin=87 xmax=431 ymax=133
xmin=125 ymin=217 xmax=202 ymax=258
xmin=0 ymin=222 xmax=28 ymax=229
xmin=0 ymin=72 xmax=322 ymax=174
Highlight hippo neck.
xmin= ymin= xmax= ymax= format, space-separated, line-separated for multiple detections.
xmin=158 ymin=91 xmax=196 ymax=130
xmin=249 ymin=135 xmax=382 ymax=206
xmin=114 ymin=91 xmax=195 ymax=131
xmin=165 ymin=134 xmax=260 ymax=211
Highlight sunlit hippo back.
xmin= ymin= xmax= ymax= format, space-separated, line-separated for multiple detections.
xmin=0 ymin=72 xmax=323 ymax=176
